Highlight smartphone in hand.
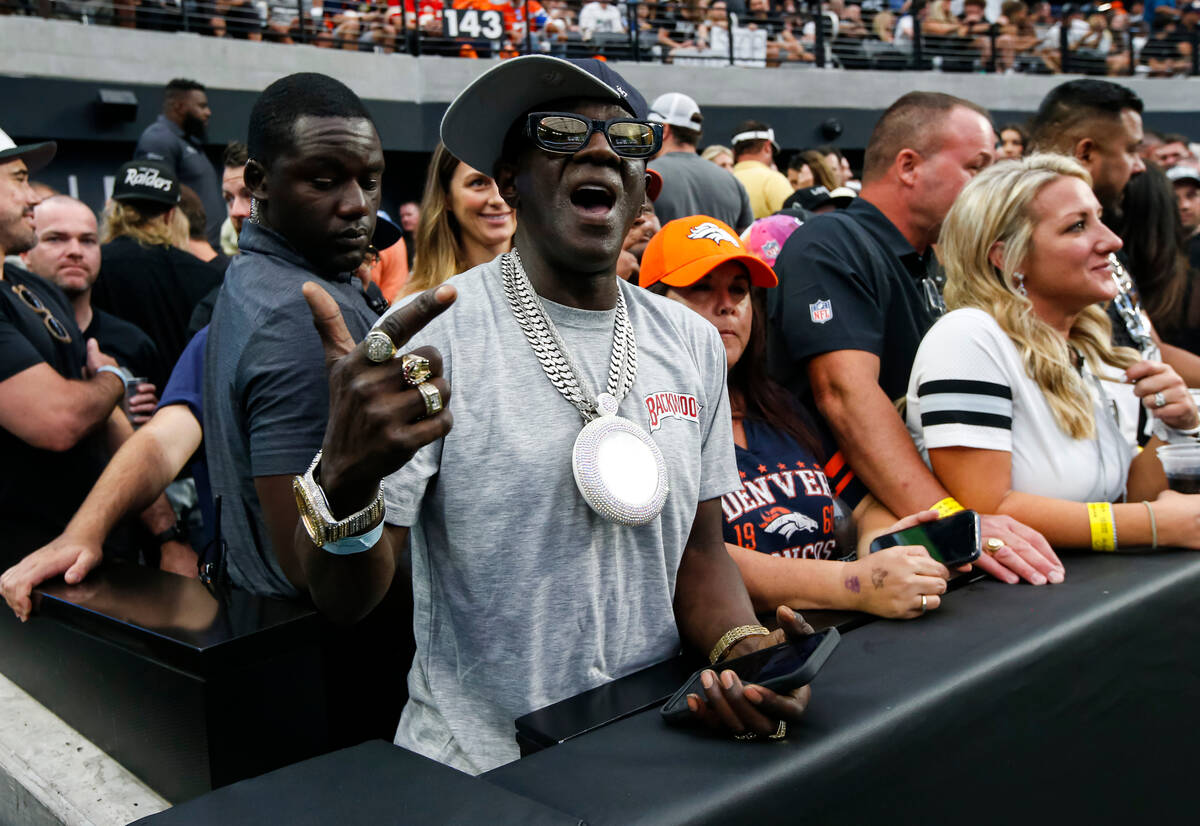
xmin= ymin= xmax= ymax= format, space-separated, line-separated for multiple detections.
xmin=868 ymin=509 xmax=982 ymax=567
xmin=661 ymin=628 xmax=840 ymax=723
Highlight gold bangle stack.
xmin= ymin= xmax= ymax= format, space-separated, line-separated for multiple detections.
xmin=709 ymin=624 xmax=771 ymax=665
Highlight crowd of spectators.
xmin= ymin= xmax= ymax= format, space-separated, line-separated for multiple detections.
xmin=2 ymin=60 xmax=1200 ymax=782
xmin=5 ymin=0 xmax=1200 ymax=74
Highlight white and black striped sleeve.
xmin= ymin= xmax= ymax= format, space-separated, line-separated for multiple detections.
xmin=916 ymin=379 xmax=1013 ymax=451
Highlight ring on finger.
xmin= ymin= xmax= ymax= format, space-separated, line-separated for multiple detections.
xmin=920 ymin=594 xmax=928 ymax=614
xmin=364 ymin=330 xmax=397 ymax=364
xmin=985 ymin=537 xmax=1005 ymax=554
xmin=417 ymin=381 xmax=443 ymax=417
xmin=767 ymin=720 xmax=787 ymax=740
xmin=1154 ymin=391 xmax=1167 ymax=409
xmin=400 ymin=353 xmax=432 ymax=386
xmin=733 ymin=730 xmax=759 ymax=741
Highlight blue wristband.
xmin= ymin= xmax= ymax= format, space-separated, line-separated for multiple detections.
xmin=321 ymin=522 xmax=385 ymax=556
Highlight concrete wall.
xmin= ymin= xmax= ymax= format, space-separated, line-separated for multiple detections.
xmin=2 ymin=15 xmax=1198 ymax=153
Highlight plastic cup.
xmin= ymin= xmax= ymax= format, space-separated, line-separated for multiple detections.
xmin=1156 ymin=443 xmax=1200 ymax=494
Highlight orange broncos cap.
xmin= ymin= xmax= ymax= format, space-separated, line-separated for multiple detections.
xmin=639 ymin=215 xmax=778 ymax=289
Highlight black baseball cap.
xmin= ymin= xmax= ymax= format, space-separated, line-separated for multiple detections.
xmin=440 ymin=55 xmax=649 ymax=178
xmin=0 ymin=126 xmax=55 ymax=174
xmin=784 ymin=185 xmax=857 ymax=212
xmin=113 ymin=160 xmax=181 ymax=206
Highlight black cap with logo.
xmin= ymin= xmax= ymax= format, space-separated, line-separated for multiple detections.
xmin=113 ymin=159 xmax=180 ymax=206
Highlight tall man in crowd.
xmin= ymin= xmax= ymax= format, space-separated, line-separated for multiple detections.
xmin=1029 ymin=79 xmax=1200 ymax=385
xmin=769 ymin=92 xmax=1063 ymax=586
xmin=732 ymin=119 xmax=793 ymax=218
xmin=648 ymin=92 xmax=754 ymax=232
xmin=204 ymin=73 xmax=385 ymax=599
xmin=23 ymin=195 xmax=165 ymax=419
xmin=0 ymin=128 xmax=182 ymax=568
xmin=292 ymin=56 xmax=813 ymax=774
xmin=136 ymin=78 xmax=225 ymax=247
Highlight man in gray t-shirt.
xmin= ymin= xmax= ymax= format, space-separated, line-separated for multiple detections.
xmin=292 ymin=57 xmax=816 ymax=774
xmin=648 ymin=92 xmax=755 ymax=233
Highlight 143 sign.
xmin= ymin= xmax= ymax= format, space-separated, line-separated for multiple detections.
xmin=443 ymin=8 xmax=504 ymax=39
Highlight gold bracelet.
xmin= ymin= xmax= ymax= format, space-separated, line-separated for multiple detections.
xmin=1141 ymin=500 xmax=1157 ymax=549
xmin=1087 ymin=501 xmax=1116 ymax=552
xmin=709 ymin=624 xmax=770 ymax=665
xmin=930 ymin=496 xmax=964 ymax=518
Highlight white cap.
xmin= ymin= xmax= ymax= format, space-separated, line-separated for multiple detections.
xmin=648 ymin=92 xmax=702 ymax=131
xmin=1167 ymin=165 xmax=1200 ymax=187
xmin=0 ymin=126 xmax=55 ymax=173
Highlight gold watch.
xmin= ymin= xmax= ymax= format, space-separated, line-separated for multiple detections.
xmin=292 ymin=451 xmax=385 ymax=547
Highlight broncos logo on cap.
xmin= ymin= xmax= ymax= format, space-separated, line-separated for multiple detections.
xmin=759 ymin=507 xmax=819 ymax=541
xmin=687 ymin=222 xmax=740 ymax=247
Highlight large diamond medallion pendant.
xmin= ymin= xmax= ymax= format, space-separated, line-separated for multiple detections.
xmin=572 ymin=393 xmax=669 ymax=526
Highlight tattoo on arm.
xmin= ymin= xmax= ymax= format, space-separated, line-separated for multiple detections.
xmin=871 ymin=568 xmax=887 ymax=589
xmin=844 ymin=575 xmax=861 ymax=593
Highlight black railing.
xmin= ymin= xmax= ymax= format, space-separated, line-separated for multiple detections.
xmin=17 ymin=0 xmax=1200 ymax=75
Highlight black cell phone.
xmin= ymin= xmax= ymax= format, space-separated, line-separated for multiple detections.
xmin=868 ymin=509 xmax=982 ymax=567
xmin=660 ymin=628 xmax=840 ymax=723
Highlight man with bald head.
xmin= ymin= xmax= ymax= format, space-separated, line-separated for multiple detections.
xmin=24 ymin=196 xmax=165 ymax=412
xmin=769 ymin=91 xmax=1063 ymax=588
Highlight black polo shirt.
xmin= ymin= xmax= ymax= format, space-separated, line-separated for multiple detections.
xmin=767 ymin=197 xmax=941 ymax=405
xmin=0 ymin=263 xmax=111 ymax=563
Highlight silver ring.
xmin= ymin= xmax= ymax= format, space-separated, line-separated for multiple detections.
xmin=416 ymin=381 xmax=443 ymax=417
xmin=400 ymin=353 xmax=432 ymax=386
xmin=364 ymin=330 xmax=397 ymax=364
xmin=920 ymin=594 xmax=928 ymax=614
xmin=1154 ymin=391 xmax=1167 ymax=409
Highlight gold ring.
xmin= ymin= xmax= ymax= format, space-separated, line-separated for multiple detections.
xmin=733 ymin=731 xmax=758 ymax=741
xmin=400 ymin=353 xmax=432 ymax=386
xmin=364 ymin=330 xmax=397 ymax=364
xmin=985 ymin=537 xmax=1005 ymax=554
xmin=767 ymin=720 xmax=787 ymax=740
xmin=417 ymin=381 xmax=443 ymax=417
xmin=920 ymin=594 xmax=928 ymax=614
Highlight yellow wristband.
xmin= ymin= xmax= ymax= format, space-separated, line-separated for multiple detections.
xmin=1087 ymin=501 xmax=1117 ymax=551
xmin=930 ymin=496 xmax=965 ymax=518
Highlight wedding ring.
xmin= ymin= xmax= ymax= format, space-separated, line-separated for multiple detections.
xmin=920 ymin=594 xmax=928 ymax=614
xmin=1154 ymin=391 xmax=1167 ymax=409
xmin=364 ymin=330 xmax=397 ymax=364
xmin=416 ymin=381 xmax=443 ymax=417
xmin=400 ymin=353 xmax=432 ymax=386
xmin=985 ymin=537 xmax=1005 ymax=554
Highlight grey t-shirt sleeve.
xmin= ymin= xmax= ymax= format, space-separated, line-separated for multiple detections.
xmin=735 ymin=180 xmax=755 ymax=234
xmin=239 ymin=304 xmax=332 ymax=477
xmin=134 ymin=127 xmax=179 ymax=169
xmin=697 ymin=325 xmax=740 ymax=502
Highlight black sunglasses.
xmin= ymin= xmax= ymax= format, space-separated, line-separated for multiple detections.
xmin=12 ymin=283 xmax=71 ymax=343
xmin=525 ymin=112 xmax=663 ymax=160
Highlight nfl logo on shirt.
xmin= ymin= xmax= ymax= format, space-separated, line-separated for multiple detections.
xmin=809 ymin=299 xmax=833 ymax=324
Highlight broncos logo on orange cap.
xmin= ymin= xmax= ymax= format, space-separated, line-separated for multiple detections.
xmin=687 ymin=221 xmax=739 ymax=247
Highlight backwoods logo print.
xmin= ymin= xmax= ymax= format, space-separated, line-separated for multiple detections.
xmin=643 ymin=391 xmax=700 ymax=432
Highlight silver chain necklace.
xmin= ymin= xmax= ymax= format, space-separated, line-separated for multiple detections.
xmin=501 ymin=249 xmax=668 ymax=525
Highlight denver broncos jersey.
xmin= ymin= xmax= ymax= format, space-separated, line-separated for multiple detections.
xmin=722 ymin=418 xmax=862 ymax=560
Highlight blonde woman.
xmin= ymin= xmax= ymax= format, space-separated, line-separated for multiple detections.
xmin=92 ymin=160 xmax=223 ymax=368
xmin=700 ymin=144 xmax=735 ymax=172
xmin=906 ymin=154 xmax=1200 ymax=552
xmin=401 ymin=143 xmax=515 ymax=299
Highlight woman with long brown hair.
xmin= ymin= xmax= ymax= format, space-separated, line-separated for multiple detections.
xmin=400 ymin=143 xmax=515 ymax=299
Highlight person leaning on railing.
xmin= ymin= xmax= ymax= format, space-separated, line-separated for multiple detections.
xmin=906 ymin=154 xmax=1200 ymax=553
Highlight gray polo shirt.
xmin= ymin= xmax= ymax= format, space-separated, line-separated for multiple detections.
xmin=135 ymin=114 xmax=226 ymax=247
xmin=649 ymin=150 xmax=755 ymax=233
xmin=204 ymin=222 xmax=379 ymax=598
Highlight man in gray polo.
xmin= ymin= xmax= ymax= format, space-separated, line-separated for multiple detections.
xmin=648 ymin=92 xmax=754 ymax=233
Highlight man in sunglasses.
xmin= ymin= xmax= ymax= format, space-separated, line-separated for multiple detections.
xmin=294 ymin=56 xmax=813 ymax=775
xmin=0 ymin=128 xmax=180 ymax=567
